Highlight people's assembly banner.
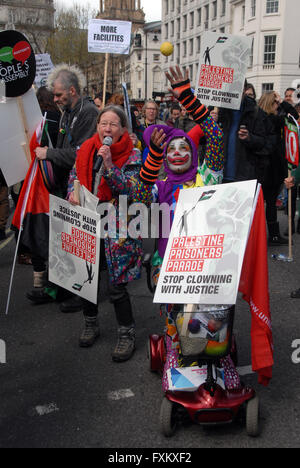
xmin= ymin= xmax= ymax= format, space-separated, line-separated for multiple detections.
xmin=0 ymin=30 xmax=36 ymax=97
xmin=154 ymin=180 xmax=258 ymax=305
xmin=49 ymin=195 xmax=101 ymax=304
xmin=88 ymin=19 xmax=132 ymax=55
xmin=195 ymin=32 xmax=252 ymax=110
xmin=34 ymin=54 xmax=54 ymax=88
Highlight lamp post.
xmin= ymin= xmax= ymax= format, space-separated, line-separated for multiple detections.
xmin=144 ymin=29 xmax=159 ymax=101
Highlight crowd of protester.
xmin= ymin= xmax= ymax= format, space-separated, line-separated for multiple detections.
xmin=0 ymin=62 xmax=300 ymax=367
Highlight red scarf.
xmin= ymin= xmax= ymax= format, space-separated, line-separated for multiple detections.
xmin=76 ymin=131 xmax=133 ymax=201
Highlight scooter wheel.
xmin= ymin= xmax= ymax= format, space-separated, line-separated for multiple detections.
xmin=246 ymin=395 xmax=260 ymax=437
xmin=160 ymin=397 xmax=177 ymax=437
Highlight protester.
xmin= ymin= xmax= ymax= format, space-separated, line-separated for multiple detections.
xmin=244 ymin=83 xmax=256 ymax=101
xmin=26 ymin=64 xmax=99 ymax=306
xmin=138 ymin=66 xmax=242 ymax=391
xmin=257 ymin=90 xmax=298 ymax=245
xmin=218 ymin=81 xmax=274 ymax=185
xmin=282 ymin=90 xmax=300 ymax=235
xmin=94 ymin=92 xmax=112 ymax=111
xmin=67 ymin=105 xmax=144 ymax=362
xmin=0 ymin=169 xmax=8 ymax=242
xmin=177 ymin=107 xmax=196 ymax=133
xmin=26 ymin=86 xmax=61 ymax=289
xmin=140 ymin=101 xmax=164 ymax=132
xmin=165 ymin=103 xmax=181 ymax=127
xmin=36 ymin=86 xmax=60 ymax=148
xmin=284 ymin=87 xmax=296 ymax=106
xmin=284 ymin=169 xmax=300 ymax=297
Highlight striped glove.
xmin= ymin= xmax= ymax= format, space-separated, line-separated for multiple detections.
xmin=140 ymin=139 xmax=164 ymax=185
xmin=171 ymin=78 xmax=209 ymax=124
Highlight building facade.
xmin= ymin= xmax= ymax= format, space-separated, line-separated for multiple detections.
xmin=93 ymin=0 xmax=145 ymax=96
xmin=0 ymin=0 xmax=55 ymax=54
xmin=123 ymin=21 xmax=163 ymax=101
xmin=162 ymin=0 xmax=300 ymax=98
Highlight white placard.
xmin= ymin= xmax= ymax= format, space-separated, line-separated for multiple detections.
xmin=0 ymin=87 xmax=42 ymax=186
xmin=195 ymin=33 xmax=252 ymax=110
xmin=154 ymin=181 xmax=258 ymax=305
xmin=49 ymin=195 xmax=101 ymax=304
xmin=88 ymin=19 xmax=132 ymax=55
xmin=34 ymin=54 xmax=54 ymax=87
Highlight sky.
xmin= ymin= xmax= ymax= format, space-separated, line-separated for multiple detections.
xmin=57 ymin=0 xmax=162 ymax=22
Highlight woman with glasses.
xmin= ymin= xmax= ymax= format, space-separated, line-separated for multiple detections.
xmin=67 ymin=105 xmax=145 ymax=362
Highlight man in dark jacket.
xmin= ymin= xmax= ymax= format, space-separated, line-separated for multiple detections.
xmin=28 ymin=65 xmax=99 ymax=307
xmin=35 ymin=64 xmax=99 ymax=183
xmin=219 ymin=85 xmax=275 ymax=184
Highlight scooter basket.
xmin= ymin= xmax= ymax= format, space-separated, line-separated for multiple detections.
xmin=176 ymin=305 xmax=234 ymax=359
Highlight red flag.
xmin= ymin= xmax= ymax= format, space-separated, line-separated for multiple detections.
xmin=239 ymin=187 xmax=274 ymax=386
xmin=12 ymin=117 xmax=50 ymax=259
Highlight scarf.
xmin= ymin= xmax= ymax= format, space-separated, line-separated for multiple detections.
xmin=76 ymin=131 xmax=133 ymax=201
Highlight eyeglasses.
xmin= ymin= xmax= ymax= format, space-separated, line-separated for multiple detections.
xmin=273 ymin=100 xmax=280 ymax=105
xmin=99 ymin=121 xmax=120 ymax=129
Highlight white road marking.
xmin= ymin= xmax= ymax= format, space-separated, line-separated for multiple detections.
xmin=108 ymin=389 xmax=135 ymax=401
xmin=237 ymin=365 xmax=255 ymax=376
xmin=35 ymin=403 xmax=59 ymax=416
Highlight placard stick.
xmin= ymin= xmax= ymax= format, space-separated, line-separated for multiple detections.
xmin=181 ymin=304 xmax=197 ymax=337
xmin=17 ymin=96 xmax=31 ymax=164
xmin=74 ymin=179 xmax=81 ymax=206
xmin=103 ymin=53 xmax=109 ymax=107
xmin=288 ymin=168 xmax=293 ymax=260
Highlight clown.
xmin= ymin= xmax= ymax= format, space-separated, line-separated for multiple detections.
xmin=139 ymin=66 xmax=241 ymax=392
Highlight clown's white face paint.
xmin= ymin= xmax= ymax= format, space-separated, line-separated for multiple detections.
xmin=166 ymin=138 xmax=193 ymax=174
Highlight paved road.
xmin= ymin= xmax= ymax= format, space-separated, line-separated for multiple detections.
xmin=0 ymin=209 xmax=299 ymax=449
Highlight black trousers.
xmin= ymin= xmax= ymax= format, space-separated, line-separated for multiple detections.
xmin=262 ymin=183 xmax=281 ymax=226
xmin=82 ymin=281 xmax=134 ymax=327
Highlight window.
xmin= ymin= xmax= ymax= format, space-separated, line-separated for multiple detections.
xmin=213 ymin=1 xmax=217 ymax=19
xmin=251 ymin=0 xmax=256 ymax=17
xmin=190 ymin=12 xmax=194 ymax=28
xmin=264 ymin=35 xmax=276 ymax=67
xmin=262 ymin=83 xmax=274 ymax=93
xmin=221 ymin=0 xmax=226 ymax=16
xmin=197 ymin=8 xmax=201 ymax=26
xmin=153 ymin=54 xmax=160 ymax=62
xmin=241 ymin=6 xmax=245 ymax=27
xmin=266 ymin=0 xmax=279 ymax=14
xmin=249 ymin=37 xmax=254 ymax=67
xmin=183 ymin=15 xmax=187 ymax=32
xmin=189 ymin=38 xmax=194 ymax=55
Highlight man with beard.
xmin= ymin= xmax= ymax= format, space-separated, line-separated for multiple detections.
xmin=27 ymin=64 xmax=99 ymax=307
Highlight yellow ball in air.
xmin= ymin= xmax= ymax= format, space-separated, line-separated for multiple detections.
xmin=160 ymin=42 xmax=174 ymax=57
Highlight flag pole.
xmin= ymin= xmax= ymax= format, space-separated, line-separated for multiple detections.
xmin=5 ymin=159 xmax=38 ymax=315
xmin=288 ymin=168 xmax=293 ymax=260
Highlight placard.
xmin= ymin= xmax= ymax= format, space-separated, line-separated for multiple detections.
xmin=0 ymin=87 xmax=42 ymax=186
xmin=154 ymin=181 xmax=258 ymax=305
xmin=0 ymin=30 xmax=36 ymax=97
xmin=88 ymin=19 xmax=132 ymax=55
xmin=195 ymin=32 xmax=252 ymax=110
xmin=34 ymin=53 xmax=54 ymax=88
xmin=285 ymin=116 xmax=299 ymax=168
xmin=49 ymin=195 xmax=101 ymax=304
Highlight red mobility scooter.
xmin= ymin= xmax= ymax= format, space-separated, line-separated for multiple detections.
xmin=144 ymin=255 xmax=259 ymax=438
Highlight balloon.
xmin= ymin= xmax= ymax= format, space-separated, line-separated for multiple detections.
xmin=160 ymin=42 xmax=174 ymax=57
